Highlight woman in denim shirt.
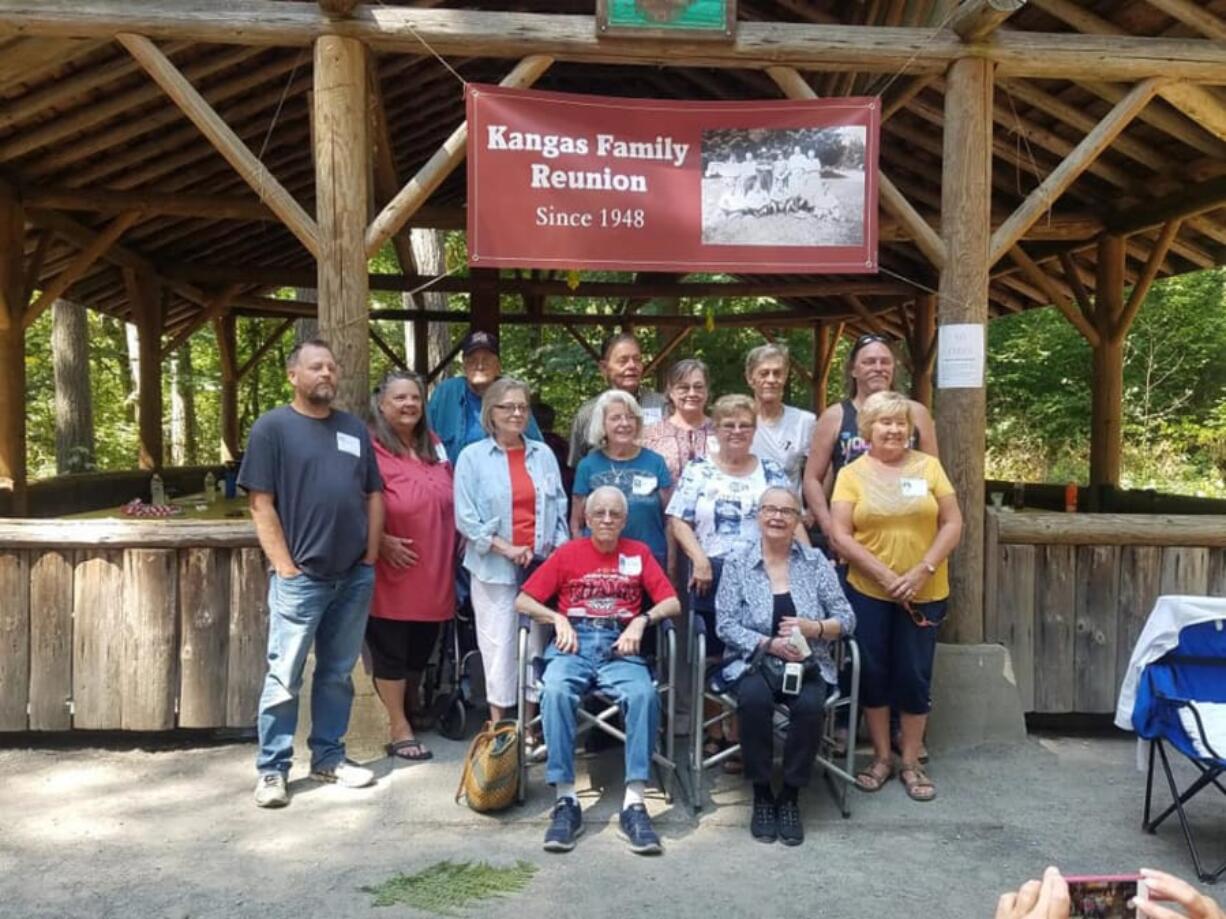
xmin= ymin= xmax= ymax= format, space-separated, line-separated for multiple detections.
xmin=453 ymin=376 xmax=569 ymax=723
xmin=716 ymin=487 xmax=855 ymax=846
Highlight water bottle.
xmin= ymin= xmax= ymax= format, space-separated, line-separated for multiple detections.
xmin=203 ymin=471 xmax=216 ymax=504
xmin=150 ymin=474 xmax=166 ymax=507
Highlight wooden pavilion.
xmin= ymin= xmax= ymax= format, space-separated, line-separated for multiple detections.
xmin=0 ymin=0 xmax=1225 ymax=731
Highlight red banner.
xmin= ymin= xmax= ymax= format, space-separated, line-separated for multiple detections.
xmin=466 ymin=85 xmax=879 ymax=274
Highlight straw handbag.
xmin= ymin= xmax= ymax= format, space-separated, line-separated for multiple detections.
xmin=454 ymin=719 xmax=520 ymax=813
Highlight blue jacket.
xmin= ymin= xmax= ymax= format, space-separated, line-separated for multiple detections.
xmin=428 ymin=376 xmax=542 ymax=465
xmin=453 ymin=436 xmax=569 ymax=585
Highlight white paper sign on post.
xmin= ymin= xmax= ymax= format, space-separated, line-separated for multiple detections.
xmin=937 ymin=323 xmax=985 ymax=389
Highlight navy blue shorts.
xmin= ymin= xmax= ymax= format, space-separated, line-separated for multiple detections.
xmin=845 ymin=583 xmax=947 ymax=714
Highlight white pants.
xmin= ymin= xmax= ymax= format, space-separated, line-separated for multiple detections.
xmin=471 ymin=577 xmax=546 ymax=708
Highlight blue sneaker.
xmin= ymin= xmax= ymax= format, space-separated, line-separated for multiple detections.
xmin=618 ymin=803 xmax=663 ymax=855
xmin=543 ymin=797 xmax=583 ymax=853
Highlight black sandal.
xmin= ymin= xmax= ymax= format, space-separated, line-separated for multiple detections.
xmin=386 ymin=739 xmax=433 ymax=761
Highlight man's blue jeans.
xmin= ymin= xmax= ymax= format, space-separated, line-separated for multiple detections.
xmin=256 ymin=563 xmax=375 ymax=774
xmin=539 ymin=619 xmax=658 ymax=785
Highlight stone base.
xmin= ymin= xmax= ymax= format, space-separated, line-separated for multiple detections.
xmin=291 ymin=651 xmax=390 ymax=770
xmin=925 ymin=643 xmax=1027 ymax=754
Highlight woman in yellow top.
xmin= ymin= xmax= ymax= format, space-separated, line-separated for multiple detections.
xmin=830 ymin=391 xmax=962 ymax=802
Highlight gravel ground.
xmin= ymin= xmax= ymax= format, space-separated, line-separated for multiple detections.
xmin=2 ymin=729 xmax=1223 ymax=919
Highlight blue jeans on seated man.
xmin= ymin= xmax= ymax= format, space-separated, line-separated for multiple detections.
xmin=539 ymin=619 xmax=659 ymax=786
xmin=256 ymin=562 xmax=376 ymax=775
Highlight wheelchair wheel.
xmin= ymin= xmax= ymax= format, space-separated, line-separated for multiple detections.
xmin=437 ymin=695 xmax=467 ymax=741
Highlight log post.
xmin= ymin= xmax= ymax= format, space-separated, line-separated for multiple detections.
xmin=470 ymin=267 xmax=500 ymax=336
xmin=0 ymin=183 xmax=26 ymax=513
xmin=910 ymin=294 xmax=937 ymax=408
xmin=314 ymin=35 xmax=369 ymax=415
xmin=1090 ymin=233 xmax=1125 ymax=488
xmin=936 ymin=57 xmax=993 ymax=644
xmin=216 ymin=314 xmax=240 ymax=462
xmin=125 ymin=269 xmax=164 ymax=470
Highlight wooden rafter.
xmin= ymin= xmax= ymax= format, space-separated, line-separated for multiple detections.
xmin=1143 ymin=0 xmax=1226 ymax=42
xmin=117 ymin=33 xmax=321 ymax=258
xmin=1008 ymin=245 xmax=1099 ymax=346
xmin=24 ymin=211 xmax=140 ymax=329
xmin=3 ymin=3 xmax=1226 ymax=81
xmin=369 ymin=326 xmax=407 ymax=370
xmin=1113 ymin=219 xmax=1182 ymax=342
xmin=949 ymin=0 xmax=1026 ymax=42
xmin=365 ymin=54 xmax=552 ymax=258
xmin=642 ymin=326 xmax=692 ymax=376
xmin=989 ymin=77 xmax=1163 ymax=265
xmin=237 ymin=318 xmax=295 ymax=380
xmin=161 ymin=283 xmax=242 ymax=357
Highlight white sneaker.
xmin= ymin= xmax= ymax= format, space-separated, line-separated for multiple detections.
xmin=254 ymin=772 xmax=289 ymax=808
xmin=309 ymin=759 xmax=375 ymax=788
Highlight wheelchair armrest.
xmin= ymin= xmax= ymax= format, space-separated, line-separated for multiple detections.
xmin=660 ymin=615 xmax=676 ymax=639
xmin=692 ymin=610 xmax=707 ymax=638
xmin=517 ymin=613 xmax=533 ymax=633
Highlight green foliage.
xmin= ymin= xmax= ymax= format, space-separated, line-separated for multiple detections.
xmin=362 ymin=860 xmax=537 ymax=916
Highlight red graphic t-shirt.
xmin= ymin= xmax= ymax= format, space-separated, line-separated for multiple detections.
xmin=521 ymin=537 xmax=675 ymax=622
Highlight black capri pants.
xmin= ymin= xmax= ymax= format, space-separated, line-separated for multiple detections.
xmin=845 ymin=583 xmax=947 ymax=714
xmin=365 ymin=618 xmax=442 ymax=681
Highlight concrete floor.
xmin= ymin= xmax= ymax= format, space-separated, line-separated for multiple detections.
xmin=2 ymin=728 xmax=1224 ymax=919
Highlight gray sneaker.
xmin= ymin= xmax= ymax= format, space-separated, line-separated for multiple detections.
xmin=254 ymin=772 xmax=289 ymax=808
xmin=309 ymin=759 xmax=375 ymax=788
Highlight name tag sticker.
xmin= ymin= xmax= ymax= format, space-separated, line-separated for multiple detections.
xmin=900 ymin=477 xmax=928 ymax=497
xmin=618 ymin=553 xmax=643 ymax=576
xmin=434 ymin=442 xmax=449 ymax=463
xmin=641 ymin=407 xmax=663 ymax=426
xmin=631 ymin=474 xmax=658 ymax=496
xmin=336 ymin=432 xmax=361 ymax=457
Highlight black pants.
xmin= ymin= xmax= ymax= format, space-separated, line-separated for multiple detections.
xmin=736 ymin=670 xmax=828 ymax=788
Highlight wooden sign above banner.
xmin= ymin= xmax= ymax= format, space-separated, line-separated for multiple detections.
xmin=467 ymin=85 xmax=880 ymax=275
xmin=596 ymin=0 xmax=737 ymax=41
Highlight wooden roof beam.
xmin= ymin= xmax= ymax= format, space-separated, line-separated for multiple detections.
xmin=117 ymin=32 xmax=321 ymax=258
xmin=949 ymin=0 xmax=1026 ymax=42
xmin=989 ymin=77 xmax=1163 ymax=265
xmin=1008 ymin=245 xmax=1099 ymax=345
xmin=23 ymin=210 xmax=140 ymax=329
xmin=160 ymin=283 xmax=242 ymax=357
xmin=1107 ymin=174 xmax=1226 ymax=235
xmin=365 ymin=54 xmax=552 ymax=258
xmin=1143 ymin=0 xmax=1226 ymax=42
xmin=4 ymin=3 xmax=1226 ymax=82
xmin=1113 ymin=219 xmax=1182 ymax=341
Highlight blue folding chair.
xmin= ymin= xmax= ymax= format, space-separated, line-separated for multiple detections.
xmin=1132 ymin=618 xmax=1226 ymax=883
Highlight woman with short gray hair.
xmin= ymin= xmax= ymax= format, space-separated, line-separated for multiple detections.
xmin=453 ymin=376 xmax=569 ymax=723
xmin=571 ymin=390 xmax=673 ymax=571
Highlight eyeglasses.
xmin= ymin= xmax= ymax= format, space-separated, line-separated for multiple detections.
xmin=493 ymin=403 xmax=529 ymax=415
xmin=589 ymin=509 xmax=626 ymax=520
xmin=717 ymin=422 xmax=755 ymax=432
xmin=759 ymin=504 xmax=800 ymax=518
xmin=672 ymin=382 xmax=707 ymax=393
xmin=904 ymin=602 xmax=941 ymax=629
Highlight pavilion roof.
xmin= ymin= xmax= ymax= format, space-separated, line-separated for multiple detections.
xmin=1 ymin=0 xmax=1224 ymax=344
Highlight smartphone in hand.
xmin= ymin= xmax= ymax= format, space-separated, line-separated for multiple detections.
xmin=1064 ymin=875 xmax=1148 ymax=918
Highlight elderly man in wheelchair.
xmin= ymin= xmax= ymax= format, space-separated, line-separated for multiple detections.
xmin=515 ymin=485 xmax=681 ymax=855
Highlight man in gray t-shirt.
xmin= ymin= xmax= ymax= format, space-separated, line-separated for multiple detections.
xmin=238 ymin=339 xmax=384 ymax=808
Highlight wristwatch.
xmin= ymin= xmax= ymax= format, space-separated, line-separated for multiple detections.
xmin=637 ymin=613 xmax=652 ymax=628
xmin=922 ymin=560 xmax=937 ymax=575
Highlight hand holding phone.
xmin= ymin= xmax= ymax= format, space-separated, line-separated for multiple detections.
xmin=1065 ymin=875 xmax=1146 ymax=918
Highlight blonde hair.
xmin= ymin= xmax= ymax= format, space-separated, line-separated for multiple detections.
xmin=587 ymin=389 xmax=643 ymax=449
xmin=480 ymin=376 xmax=531 ymax=435
xmin=857 ymin=390 xmax=913 ymax=440
xmin=711 ymin=393 xmax=756 ymax=426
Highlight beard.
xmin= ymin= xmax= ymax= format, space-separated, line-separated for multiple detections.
xmin=305 ymin=383 xmax=335 ymax=406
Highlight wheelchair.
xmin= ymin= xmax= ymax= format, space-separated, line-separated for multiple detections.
xmin=689 ymin=613 xmax=861 ymax=815
xmin=515 ymin=613 xmax=685 ymax=805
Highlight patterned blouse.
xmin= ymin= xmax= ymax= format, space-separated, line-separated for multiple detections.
xmin=714 ymin=539 xmax=856 ymax=685
xmin=642 ymin=417 xmax=716 ymax=483
xmin=664 ymin=455 xmax=790 ymax=560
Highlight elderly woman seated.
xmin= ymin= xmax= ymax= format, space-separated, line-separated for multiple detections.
xmin=516 ymin=486 xmax=681 ymax=857
xmin=715 ymin=486 xmax=855 ymax=846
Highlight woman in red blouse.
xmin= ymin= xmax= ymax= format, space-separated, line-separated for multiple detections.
xmin=368 ymin=371 xmax=456 ymax=761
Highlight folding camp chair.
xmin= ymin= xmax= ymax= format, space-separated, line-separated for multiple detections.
xmin=1131 ymin=617 xmax=1226 ymax=883
xmin=515 ymin=614 xmax=685 ymax=805
xmin=689 ymin=614 xmax=860 ymax=816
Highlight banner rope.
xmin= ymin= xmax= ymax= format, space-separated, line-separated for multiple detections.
xmin=374 ymin=0 xmax=469 ymax=90
xmin=865 ymin=3 xmax=962 ymax=101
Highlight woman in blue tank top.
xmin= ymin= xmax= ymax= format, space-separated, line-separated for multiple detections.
xmin=802 ymin=334 xmax=938 ymax=542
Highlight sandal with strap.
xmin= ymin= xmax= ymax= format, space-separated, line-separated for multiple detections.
xmin=899 ymin=761 xmax=936 ymax=802
xmin=855 ymin=757 xmax=894 ymax=793
xmin=387 ymin=739 xmax=433 ymax=761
